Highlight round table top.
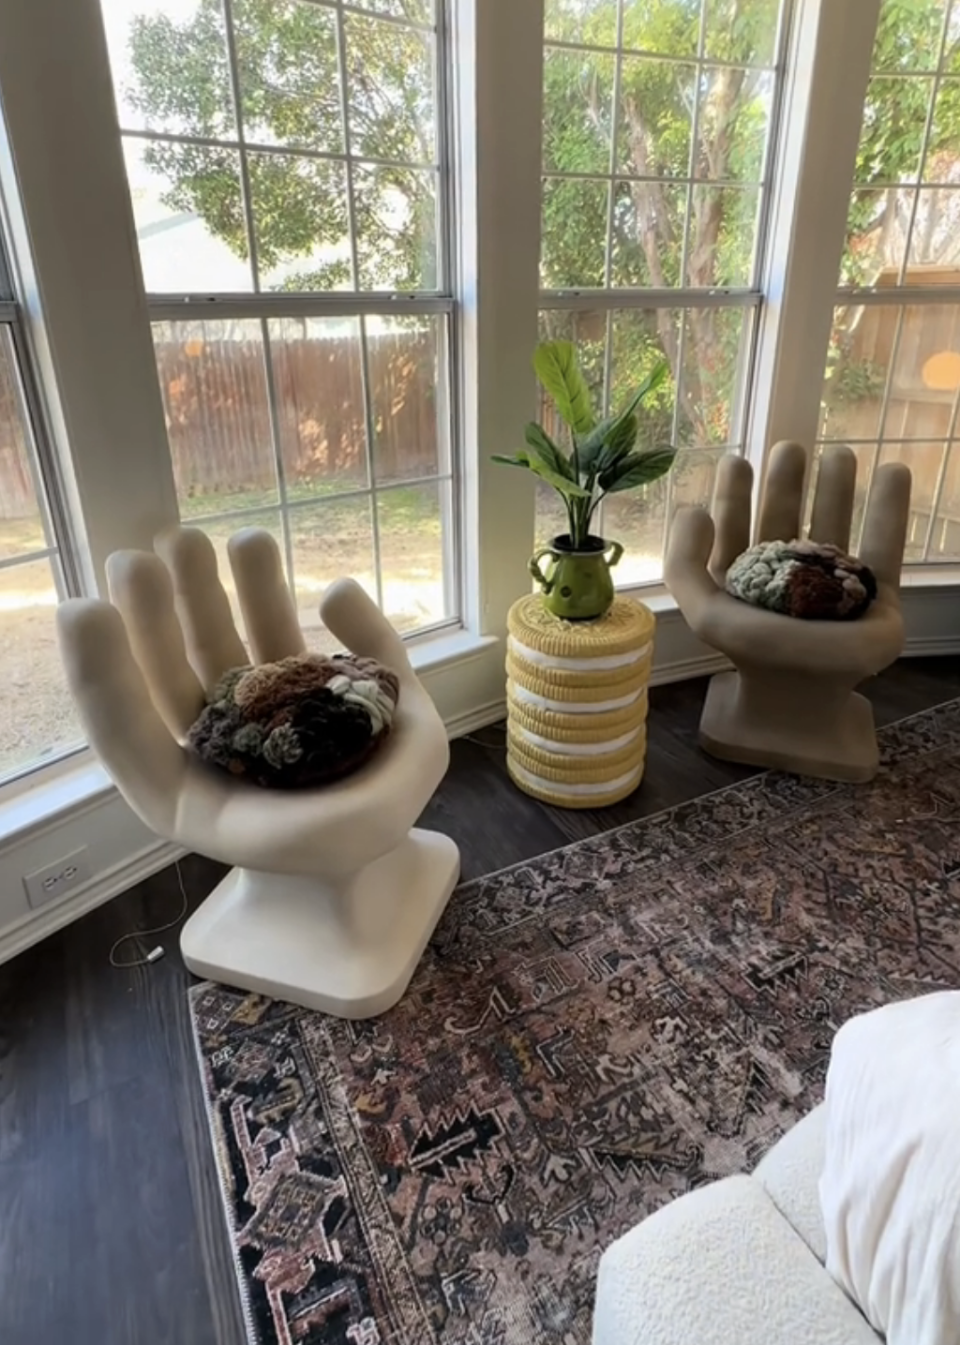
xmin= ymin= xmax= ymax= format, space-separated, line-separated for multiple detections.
xmin=507 ymin=594 xmax=655 ymax=660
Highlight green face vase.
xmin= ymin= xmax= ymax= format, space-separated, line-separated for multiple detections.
xmin=528 ymin=534 xmax=624 ymax=620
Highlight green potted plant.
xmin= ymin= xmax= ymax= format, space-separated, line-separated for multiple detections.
xmin=494 ymin=340 xmax=676 ymax=620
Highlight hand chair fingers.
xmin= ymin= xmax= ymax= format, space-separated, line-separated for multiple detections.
xmin=106 ymin=550 xmax=206 ymax=739
xmin=860 ymin=461 xmax=911 ymax=593
xmin=664 ymin=506 xmax=724 ymax=631
xmin=809 ymin=445 xmax=856 ymax=551
xmin=154 ymin=526 xmax=248 ymax=691
xmin=709 ymin=454 xmax=753 ymax=581
xmin=757 ymin=440 xmax=807 ymax=542
xmin=320 ymin=579 xmax=412 ymax=676
xmin=228 ymin=528 xmax=306 ymax=664
xmin=56 ymin=599 xmax=187 ymax=834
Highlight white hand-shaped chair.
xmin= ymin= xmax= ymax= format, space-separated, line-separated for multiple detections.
xmin=56 ymin=526 xmax=460 ymax=1018
xmin=664 ymin=441 xmax=911 ymax=783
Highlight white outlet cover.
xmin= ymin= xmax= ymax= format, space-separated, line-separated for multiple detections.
xmin=23 ymin=846 xmax=92 ymax=909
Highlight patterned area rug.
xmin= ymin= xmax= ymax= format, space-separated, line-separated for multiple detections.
xmin=190 ymin=701 xmax=960 ymax=1345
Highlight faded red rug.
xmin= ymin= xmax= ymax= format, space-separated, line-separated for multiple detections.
xmin=190 ymin=700 xmax=960 ymax=1345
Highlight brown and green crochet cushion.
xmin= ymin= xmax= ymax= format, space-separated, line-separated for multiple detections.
xmin=187 ymin=652 xmax=400 ymax=788
xmin=725 ymin=539 xmax=878 ymax=621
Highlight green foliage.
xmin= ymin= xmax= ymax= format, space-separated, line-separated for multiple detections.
xmin=600 ymin=448 xmax=678 ymax=493
xmin=125 ymin=0 xmax=960 ymax=482
xmin=490 ymin=451 xmax=591 ymax=499
xmin=494 ymin=341 xmax=675 ymax=546
xmin=128 ymin=0 xmax=435 ymax=291
xmin=844 ymin=0 xmax=960 ymax=284
xmin=832 ymin=358 xmax=886 ymax=406
xmin=533 ymin=341 xmax=596 ymax=437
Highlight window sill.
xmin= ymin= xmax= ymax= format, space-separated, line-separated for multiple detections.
xmin=1 ymin=568 xmax=957 ymax=855
xmin=408 ymin=627 xmax=498 ymax=671
xmin=901 ymin=564 xmax=960 ymax=589
xmin=0 ymin=752 xmax=113 ymax=849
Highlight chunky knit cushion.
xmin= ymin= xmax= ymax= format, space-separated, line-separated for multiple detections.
xmin=187 ymin=652 xmax=399 ymax=789
xmin=725 ymin=539 xmax=877 ymax=621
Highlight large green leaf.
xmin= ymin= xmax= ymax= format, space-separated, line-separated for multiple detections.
xmin=611 ymin=360 xmax=670 ymax=425
xmin=492 ymin=450 xmax=590 ymax=497
xmin=577 ymin=360 xmax=668 ymax=476
xmin=524 ymin=422 xmax=574 ymax=480
xmin=533 ymin=341 xmax=596 ymax=436
xmin=599 ymin=448 xmax=676 ymax=493
xmin=578 ymin=411 xmax=639 ymax=477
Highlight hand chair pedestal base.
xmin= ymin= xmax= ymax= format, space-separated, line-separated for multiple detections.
xmin=699 ymin=670 xmax=879 ymax=783
xmin=181 ymin=828 xmax=460 ymax=1019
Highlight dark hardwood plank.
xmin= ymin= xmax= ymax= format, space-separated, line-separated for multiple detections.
xmin=0 ymin=658 xmax=957 ymax=1344
xmin=419 ymin=735 xmax=571 ymax=881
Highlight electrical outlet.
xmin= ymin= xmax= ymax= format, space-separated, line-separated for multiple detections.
xmin=23 ymin=847 xmax=92 ymax=909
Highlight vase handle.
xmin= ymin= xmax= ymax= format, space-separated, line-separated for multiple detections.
xmin=529 ymin=548 xmax=558 ymax=594
xmin=605 ymin=540 xmax=624 ymax=570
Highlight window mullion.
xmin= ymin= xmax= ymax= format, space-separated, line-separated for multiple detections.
xmin=455 ymin=0 xmax=545 ymax=637
xmin=221 ymin=0 xmax=262 ymax=293
xmin=747 ymin=0 xmax=882 ymax=478
xmin=0 ymin=0 xmax=179 ymax=589
xmin=359 ymin=315 xmax=385 ymax=609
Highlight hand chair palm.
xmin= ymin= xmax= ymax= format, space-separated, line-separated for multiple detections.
xmin=664 ymin=441 xmax=911 ymax=781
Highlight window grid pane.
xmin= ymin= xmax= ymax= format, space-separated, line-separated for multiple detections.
xmin=539 ymin=0 xmax=784 ymax=587
xmin=104 ymin=0 xmax=444 ymax=297
xmin=152 ymin=314 xmax=456 ymax=642
xmin=826 ymin=0 xmax=960 ymax=564
xmin=101 ymin=0 xmax=458 ymax=634
xmin=0 ymin=324 xmax=83 ymax=781
xmin=541 ymin=0 xmax=783 ymax=294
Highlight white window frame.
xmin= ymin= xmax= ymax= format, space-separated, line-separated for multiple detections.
xmin=1 ymin=0 xmax=958 ymax=802
xmin=538 ymin=0 xmax=795 ymax=579
xmin=127 ymin=0 xmax=464 ymax=638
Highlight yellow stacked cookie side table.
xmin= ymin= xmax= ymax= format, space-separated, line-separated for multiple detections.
xmin=506 ymin=594 xmax=655 ymax=808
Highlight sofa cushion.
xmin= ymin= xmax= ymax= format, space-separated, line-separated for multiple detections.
xmin=754 ymin=1105 xmax=827 ymax=1263
xmin=593 ymin=1173 xmax=877 ymax=1345
xmin=821 ymin=992 xmax=960 ymax=1345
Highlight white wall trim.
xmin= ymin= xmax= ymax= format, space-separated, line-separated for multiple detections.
xmin=0 ymin=836 xmax=183 ymax=965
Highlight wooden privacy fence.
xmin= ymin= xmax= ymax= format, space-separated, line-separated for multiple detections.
xmin=837 ymin=268 xmax=960 ymax=444
xmin=157 ymin=328 xmax=440 ymax=503
xmin=0 ymin=327 xmax=442 ymax=522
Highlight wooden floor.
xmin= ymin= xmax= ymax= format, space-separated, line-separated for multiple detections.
xmin=1 ymin=658 xmax=958 ymax=1345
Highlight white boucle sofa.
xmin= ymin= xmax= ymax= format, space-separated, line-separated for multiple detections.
xmin=593 ymin=1107 xmax=877 ymax=1345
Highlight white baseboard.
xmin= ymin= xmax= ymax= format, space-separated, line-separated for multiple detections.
xmin=0 ymin=836 xmax=183 ymax=965
xmin=445 ymin=699 xmax=508 ymax=738
xmin=1 ymin=584 xmax=957 ymax=966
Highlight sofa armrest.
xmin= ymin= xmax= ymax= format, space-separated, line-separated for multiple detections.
xmin=592 ymin=1174 xmax=876 ymax=1345
xmin=754 ymin=1104 xmax=827 ymax=1263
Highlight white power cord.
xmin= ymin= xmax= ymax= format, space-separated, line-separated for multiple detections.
xmin=109 ymin=858 xmax=190 ymax=968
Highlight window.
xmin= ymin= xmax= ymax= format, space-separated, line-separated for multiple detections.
xmin=0 ymin=223 xmax=82 ymax=781
xmin=819 ymin=0 xmax=960 ymax=562
xmin=538 ymin=0 xmax=788 ymax=584
xmin=98 ymin=0 xmax=457 ymax=648
xmin=2 ymin=0 xmax=960 ymax=793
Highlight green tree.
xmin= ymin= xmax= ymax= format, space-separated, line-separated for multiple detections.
xmin=845 ymin=0 xmax=960 ymax=286
xmin=127 ymin=0 xmax=436 ymax=291
xmin=127 ymin=0 xmax=960 ymax=442
xmin=541 ymin=0 xmax=778 ymax=444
